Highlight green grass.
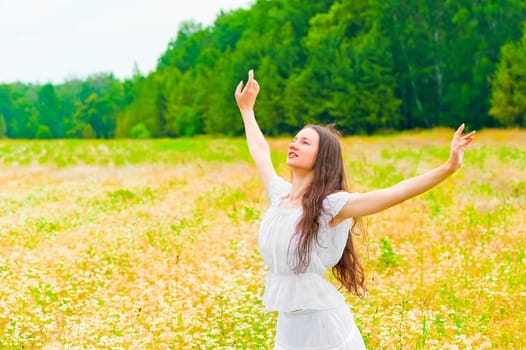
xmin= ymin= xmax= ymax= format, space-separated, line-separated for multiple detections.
xmin=0 ymin=128 xmax=524 ymax=348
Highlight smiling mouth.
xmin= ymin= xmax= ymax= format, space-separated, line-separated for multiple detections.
xmin=288 ymin=152 xmax=298 ymax=158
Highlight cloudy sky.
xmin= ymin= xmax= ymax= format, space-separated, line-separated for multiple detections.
xmin=0 ymin=0 xmax=252 ymax=84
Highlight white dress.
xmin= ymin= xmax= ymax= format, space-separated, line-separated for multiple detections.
xmin=259 ymin=176 xmax=366 ymax=350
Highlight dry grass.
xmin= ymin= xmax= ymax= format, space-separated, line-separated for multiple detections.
xmin=0 ymin=128 xmax=524 ymax=349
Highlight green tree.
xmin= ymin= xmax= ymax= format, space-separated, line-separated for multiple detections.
xmin=35 ymin=125 xmax=52 ymax=139
xmin=1 ymin=84 xmax=38 ymax=138
xmin=489 ymin=23 xmax=526 ymax=127
xmin=37 ymin=83 xmax=61 ymax=137
xmin=67 ymin=73 xmax=128 ymax=138
xmin=0 ymin=114 xmax=7 ymax=138
xmin=3 ymin=0 xmax=526 ymax=138
xmin=117 ymin=73 xmax=165 ymax=138
xmin=377 ymin=0 xmax=526 ymax=129
xmin=288 ymin=0 xmax=401 ymax=134
xmin=128 ymin=123 xmax=151 ymax=139
xmin=158 ymin=21 xmax=206 ymax=72
xmin=253 ymin=56 xmax=288 ymax=135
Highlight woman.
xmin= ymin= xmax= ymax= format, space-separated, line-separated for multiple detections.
xmin=234 ymin=70 xmax=475 ymax=349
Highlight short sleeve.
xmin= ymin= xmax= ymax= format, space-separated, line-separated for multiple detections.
xmin=267 ymin=175 xmax=291 ymax=205
xmin=324 ymin=191 xmax=356 ymax=218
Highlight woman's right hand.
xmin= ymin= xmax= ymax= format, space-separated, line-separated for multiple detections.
xmin=235 ymin=69 xmax=260 ymax=112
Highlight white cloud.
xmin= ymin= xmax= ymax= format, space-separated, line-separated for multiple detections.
xmin=0 ymin=0 xmax=252 ymax=83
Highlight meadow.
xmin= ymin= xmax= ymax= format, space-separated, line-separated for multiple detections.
xmin=0 ymin=128 xmax=524 ymax=349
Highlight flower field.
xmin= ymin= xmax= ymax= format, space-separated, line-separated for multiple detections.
xmin=0 ymin=128 xmax=524 ymax=349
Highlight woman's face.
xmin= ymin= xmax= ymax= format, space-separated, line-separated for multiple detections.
xmin=286 ymin=127 xmax=319 ymax=171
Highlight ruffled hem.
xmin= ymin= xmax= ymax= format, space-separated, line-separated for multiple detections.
xmin=273 ymin=306 xmax=366 ymax=349
xmin=263 ymin=272 xmax=345 ymax=312
xmin=274 ymin=330 xmax=366 ymax=350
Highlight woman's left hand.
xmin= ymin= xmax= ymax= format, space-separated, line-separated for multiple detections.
xmin=448 ymin=124 xmax=476 ymax=172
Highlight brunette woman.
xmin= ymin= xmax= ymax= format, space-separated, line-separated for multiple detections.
xmin=234 ymin=70 xmax=475 ymax=349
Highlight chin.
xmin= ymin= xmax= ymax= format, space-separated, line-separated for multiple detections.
xmin=286 ymin=159 xmax=297 ymax=167
xmin=286 ymin=161 xmax=310 ymax=172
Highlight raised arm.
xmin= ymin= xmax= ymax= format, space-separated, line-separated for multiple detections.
xmin=332 ymin=124 xmax=476 ymax=223
xmin=235 ymin=70 xmax=277 ymax=190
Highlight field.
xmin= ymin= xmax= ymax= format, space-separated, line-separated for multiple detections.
xmin=0 ymin=128 xmax=524 ymax=349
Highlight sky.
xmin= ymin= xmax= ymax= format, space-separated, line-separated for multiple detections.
xmin=0 ymin=0 xmax=252 ymax=84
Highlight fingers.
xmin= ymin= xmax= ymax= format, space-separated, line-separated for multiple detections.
xmin=236 ymin=70 xmax=259 ymax=98
xmin=246 ymin=69 xmax=259 ymax=91
xmin=457 ymin=131 xmax=475 ymax=149
xmin=465 ymin=133 xmax=476 ymax=142
xmin=455 ymin=123 xmax=477 ymax=142
xmin=247 ymin=69 xmax=256 ymax=88
xmin=235 ymin=80 xmax=243 ymax=96
xmin=461 ymin=131 xmax=476 ymax=143
xmin=455 ymin=123 xmax=465 ymax=138
xmin=464 ymin=130 xmax=476 ymax=138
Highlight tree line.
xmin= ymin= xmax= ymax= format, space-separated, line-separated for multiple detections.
xmin=1 ymin=0 xmax=525 ymax=139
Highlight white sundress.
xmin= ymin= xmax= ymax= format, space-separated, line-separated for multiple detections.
xmin=259 ymin=175 xmax=366 ymax=350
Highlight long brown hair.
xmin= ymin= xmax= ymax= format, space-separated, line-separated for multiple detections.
xmin=292 ymin=124 xmax=367 ymax=298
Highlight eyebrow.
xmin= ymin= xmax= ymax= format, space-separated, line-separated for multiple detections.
xmin=293 ymin=136 xmax=312 ymax=141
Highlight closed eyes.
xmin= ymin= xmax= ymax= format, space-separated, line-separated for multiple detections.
xmin=292 ymin=137 xmax=311 ymax=145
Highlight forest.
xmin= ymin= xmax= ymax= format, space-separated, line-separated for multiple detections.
xmin=1 ymin=0 xmax=525 ymax=139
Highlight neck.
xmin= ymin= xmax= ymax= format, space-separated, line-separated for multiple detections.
xmin=289 ymin=169 xmax=314 ymax=200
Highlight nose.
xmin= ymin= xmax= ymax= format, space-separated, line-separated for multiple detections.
xmin=289 ymin=141 xmax=298 ymax=150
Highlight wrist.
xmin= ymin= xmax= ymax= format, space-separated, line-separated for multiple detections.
xmin=443 ymin=161 xmax=458 ymax=174
xmin=239 ymin=108 xmax=255 ymax=116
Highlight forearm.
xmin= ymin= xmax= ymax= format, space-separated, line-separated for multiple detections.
xmin=392 ymin=162 xmax=456 ymax=201
xmin=336 ymin=126 xmax=473 ymax=220
xmin=240 ymin=108 xmax=269 ymax=155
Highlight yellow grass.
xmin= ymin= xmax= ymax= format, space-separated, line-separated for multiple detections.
xmin=0 ymin=128 xmax=524 ymax=349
